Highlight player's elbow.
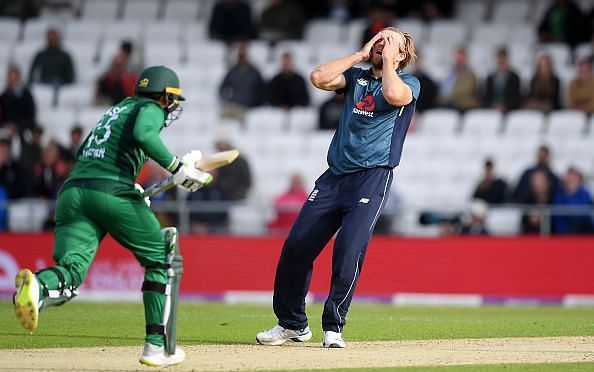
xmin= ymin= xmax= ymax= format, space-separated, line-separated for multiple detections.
xmin=310 ymin=69 xmax=324 ymax=89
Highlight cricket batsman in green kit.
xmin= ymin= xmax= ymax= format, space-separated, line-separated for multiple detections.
xmin=12 ymin=65 xmax=211 ymax=367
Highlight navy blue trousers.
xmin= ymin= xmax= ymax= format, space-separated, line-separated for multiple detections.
xmin=273 ymin=167 xmax=393 ymax=333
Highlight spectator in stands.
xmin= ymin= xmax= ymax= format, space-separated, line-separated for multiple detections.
xmin=524 ymin=54 xmax=561 ymax=113
xmin=29 ymin=28 xmax=75 ymax=88
xmin=219 ymin=41 xmax=265 ymax=121
xmin=58 ymin=125 xmax=83 ymax=172
xmin=472 ymin=158 xmax=508 ymax=204
xmin=411 ymin=54 xmax=437 ymax=112
xmin=401 ymin=0 xmax=454 ymax=21
xmin=209 ymin=0 xmax=253 ymax=43
xmin=259 ymin=0 xmax=306 ymax=42
xmin=18 ymin=125 xmax=43 ymax=195
xmin=482 ymin=47 xmax=521 ymax=113
xmin=459 ymin=199 xmax=489 ymax=236
xmin=267 ymin=52 xmax=310 ymax=109
xmin=318 ymin=93 xmax=344 ymax=130
xmin=95 ymin=51 xmax=139 ymax=106
xmin=512 ymin=145 xmax=559 ymax=203
xmin=538 ymin=0 xmax=589 ymax=48
xmin=0 ymin=65 xmax=36 ymax=142
xmin=118 ymin=40 xmax=143 ymax=73
xmin=567 ymin=58 xmax=594 ymax=114
xmin=552 ymin=167 xmax=594 ymax=234
xmin=268 ymin=173 xmax=309 ymax=236
xmin=0 ymin=0 xmax=41 ymax=20
xmin=188 ymin=168 xmax=231 ymax=234
xmin=214 ymin=139 xmax=252 ymax=200
xmin=437 ymin=47 xmax=479 ymax=112
xmin=0 ymin=137 xmax=26 ymax=199
xmin=32 ymin=140 xmax=67 ymax=200
xmin=520 ymin=169 xmax=554 ymax=234
xmin=360 ymin=4 xmax=393 ymax=48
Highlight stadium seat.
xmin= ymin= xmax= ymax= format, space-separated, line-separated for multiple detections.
xmin=305 ymin=19 xmax=345 ymax=45
xmin=8 ymin=199 xmax=50 ymax=232
xmin=417 ymin=109 xmax=461 ymax=137
xmin=82 ymin=0 xmax=122 ymax=20
xmin=485 ymin=207 xmax=522 ymax=236
xmin=163 ymin=0 xmax=200 ymax=21
xmin=426 ymin=20 xmax=467 ymax=47
xmin=63 ymin=20 xmax=104 ymax=45
xmin=545 ymin=110 xmax=588 ymax=139
xmin=0 ymin=19 xmax=21 ymax=43
xmin=185 ymin=40 xmax=227 ymax=66
xmin=30 ymin=84 xmax=57 ymax=108
xmin=36 ymin=105 xmax=78 ymax=145
xmin=22 ymin=19 xmax=63 ymax=42
xmin=245 ymin=107 xmax=290 ymax=133
xmin=101 ymin=21 xmax=142 ymax=45
xmin=460 ymin=109 xmax=503 ymax=138
xmin=574 ymin=43 xmax=593 ymax=63
xmin=144 ymin=40 xmax=182 ymax=66
xmin=58 ymin=83 xmax=94 ymax=108
xmin=492 ymin=0 xmax=530 ymax=22
xmin=454 ymin=0 xmax=488 ymax=24
xmin=77 ymin=106 xmax=110 ymax=133
xmin=393 ymin=19 xmax=425 ymax=44
xmin=467 ymin=42 xmax=495 ymax=79
xmin=121 ymin=0 xmax=161 ymax=20
xmin=502 ymin=110 xmax=545 ymax=138
xmin=346 ymin=19 xmax=367 ymax=49
xmin=534 ymin=43 xmax=572 ymax=72
xmin=288 ymin=107 xmax=317 ymax=132
xmin=144 ymin=22 xmax=183 ymax=44
xmin=229 ymin=204 xmax=270 ymax=235
xmin=10 ymin=40 xmax=44 ymax=81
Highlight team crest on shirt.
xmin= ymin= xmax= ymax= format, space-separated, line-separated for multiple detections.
xmin=353 ymin=95 xmax=375 ymax=117
xmin=356 ymin=78 xmax=368 ymax=86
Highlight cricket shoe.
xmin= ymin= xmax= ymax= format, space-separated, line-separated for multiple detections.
xmin=323 ymin=331 xmax=346 ymax=348
xmin=139 ymin=343 xmax=185 ymax=367
xmin=13 ymin=269 xmax=40 ymax=332
xmin=256 ymin=325 xmax=312 ymax=346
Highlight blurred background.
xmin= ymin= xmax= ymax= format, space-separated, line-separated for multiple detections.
xmin=0 ymin=0 xmax=593 ymax=238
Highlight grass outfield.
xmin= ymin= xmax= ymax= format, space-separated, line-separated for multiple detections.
xmin=1 ymin=301 xmax=594 ymax=349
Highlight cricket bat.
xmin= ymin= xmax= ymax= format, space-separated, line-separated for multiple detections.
xmin=143 ymin=150 xmax=240 ymax=197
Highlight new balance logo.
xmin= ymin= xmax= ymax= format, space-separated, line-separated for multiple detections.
xmin=357 ymin=78 xmax=368 ymax=86
xmin=359 ymin=198 xmax=370 ymax=204
xmin=308 ymin=189 xmax=319 ymax=202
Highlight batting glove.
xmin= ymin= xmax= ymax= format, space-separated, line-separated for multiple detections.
xmin=172 ymin=150 xmax=213 ymax=192
xmin=134 ymin=183 xmax=151 ymax=207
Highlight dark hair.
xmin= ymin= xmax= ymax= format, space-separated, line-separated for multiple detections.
xmin=120 ymin=40 xmax=133 ymax=55
xmin=71 ymin=125 xmax=83 ymax=135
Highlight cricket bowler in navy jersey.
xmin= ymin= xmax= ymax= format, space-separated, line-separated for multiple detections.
xmin=12 ymin=66 xmax=212 ymax=366
xmin=257 ymin=28 xmax=420 ymax=348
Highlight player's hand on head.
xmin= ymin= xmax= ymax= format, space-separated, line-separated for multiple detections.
xmin=360 ymin=32 xmax=383 ymax=62
xmin=381 ymin=34 xmax=397 ymax=63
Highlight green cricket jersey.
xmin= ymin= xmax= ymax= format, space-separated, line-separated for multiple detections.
xmin=67 ymin=96 xmax=180 ymax=186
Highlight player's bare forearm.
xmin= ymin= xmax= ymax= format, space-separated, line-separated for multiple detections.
xmin=381 ymin=66 xmax=413 ymax=106
xmin=310 ymin=53 xmax=363 ymax=91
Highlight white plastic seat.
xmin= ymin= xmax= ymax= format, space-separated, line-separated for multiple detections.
xmin=186 ymin=40 xmax=227 ymax=66
xmin=534 ymin=44 xmax=572 ymax=72
xmin=393 ymin=19 xmax=425 ymax=44
xmin=288 ymin=107 xmax=317 ymax=132
xmin=63 ymin=20 xmax=104 ymax=45
xmin=121 ymin=0 xmax=161 ymax=20
xmin=346 ymin=19 xmax=367 ymax=49
xmin=101 ymin=21 xmax=142 ymax=44
xmin=58 ymin=83 xmax=94 ymax=108
xmin=426 ymin=20 xmax=467 ymax=47
xmin=492 ymin=0 xmax=530 ymax=22
xmin=22 ymin=19 xmax=64 ymax=42
xmin=485 ymin=207 xmax=522 ymax=236
xmin=0 ymin=19 xmax=20 ymax=42
xmin=467 ymin=42 xmax=495 ymax=80
xmin=574 ymin=43 xmax=593 ymax=63
xmin=36 ymin=105 xmax=78 ymax=144
xmin=144 ymin=22 xmax=183 ymax=44
xmin=417 ymin=109 xmax=460 ymax=137
xmin=30 ymin=84 xmax=57 ymax=108
xmin=470 ymin=23 xmax=508 ymax=47
xmin=455 ymin=0 xmax=488 ymax=24
xmin=8 ymin=199 xmax=50 ymax=232
xmin=545 ymin=110 xmax=587 ymax=139
xmin=502 ymin=110 xmax=545 ymax=138
xmin=274 ymin=41 xmax=316 ymax=69
xmin=143 ymin=40 xmax=182 ymax=66
xmin=77 ymin=106 xmax=110 ymax=133
xmin=460 ymin=109 xmax=503 ymax=138
xmin=11 ymin=41 xmax=44 ymax=81
xmin=82 ymin=0 xmax=121 ymax=20
xmin=245 ymin=107 xmax=290 ymax=133
xmin=305 ymin=20 xmax=344 ymax=45
xmin=164 ymin=0 xmax=200 ymax=21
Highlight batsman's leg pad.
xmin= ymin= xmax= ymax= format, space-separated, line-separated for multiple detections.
xmin=142 ymin=227 xmax=183 ymax=355
xmin=35 ymin=267 xmax=79 ymax=310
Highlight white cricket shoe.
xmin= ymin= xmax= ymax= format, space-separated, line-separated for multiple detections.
xmin=139 ymin=343 xmax=185 ymax=367
xmin=13 ymin=269 xmax=40 ymax=332
xmin=323 ymin=331 xmax=346 ymax=348
xmin=256 ymin=325 xmax=312 ymax=346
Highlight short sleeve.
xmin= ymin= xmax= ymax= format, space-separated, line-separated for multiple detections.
xmin=336 ymin=67 xmax=361 ymax=94
xmin=400 ymin=73 xmax=421 ymax=102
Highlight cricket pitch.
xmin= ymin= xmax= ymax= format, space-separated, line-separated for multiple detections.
xmin=1 ymin=336 xmax=593 ymax=371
